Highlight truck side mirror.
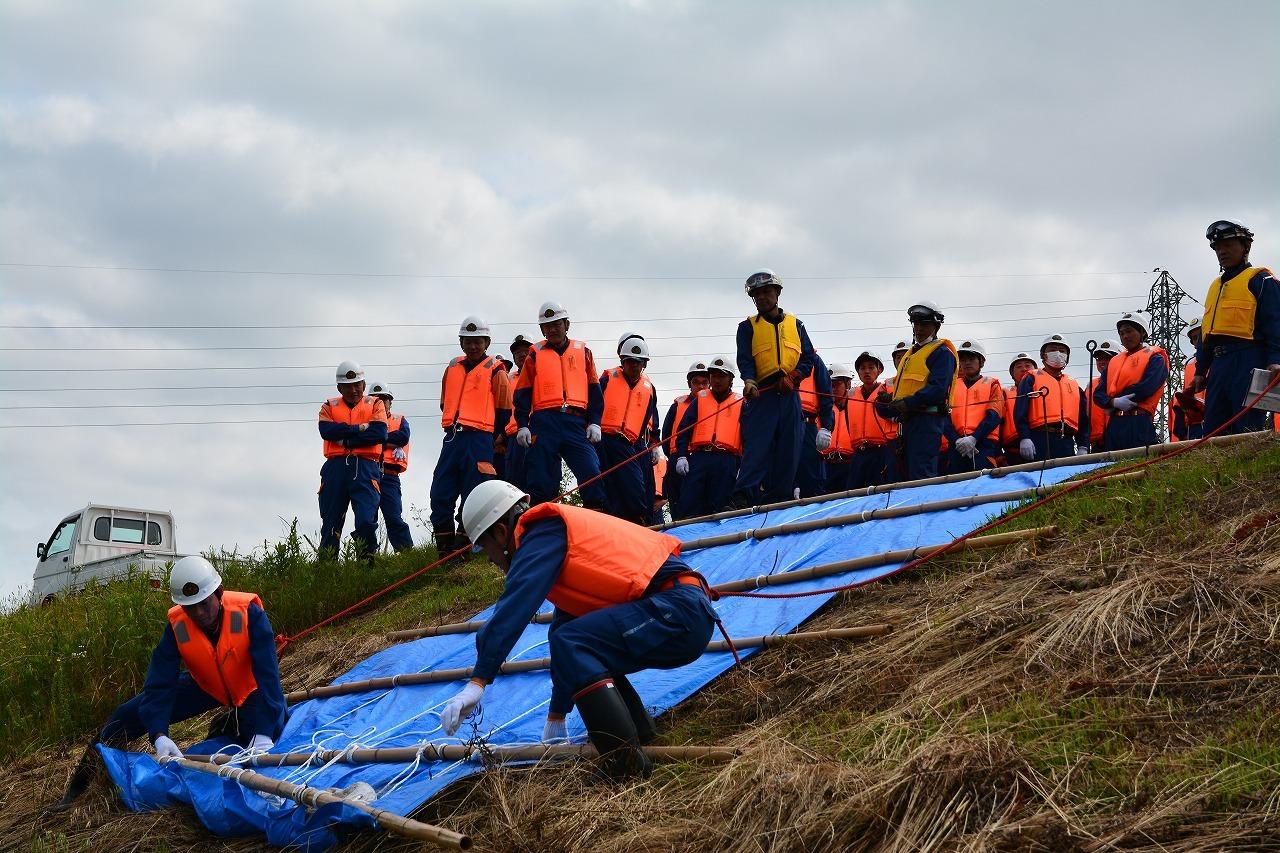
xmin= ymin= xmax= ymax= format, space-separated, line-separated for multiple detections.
xmin=36 ymin=543 xmax=46 ymax=559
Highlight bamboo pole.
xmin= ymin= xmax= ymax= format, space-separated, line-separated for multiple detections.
xmin=171 ymin=757 xmax=472 ymax=850
xmin=387 ymin=525 xmax=1057 ymax=641
xmin=656 ymin=430 xmax=1258 ymax=530
xmin=290 ymin=625 xmax=893 ymax=704
xmin=185 ymin=743 xmax=738 ymax=767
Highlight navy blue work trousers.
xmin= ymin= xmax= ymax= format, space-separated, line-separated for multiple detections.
xmin=526 ymin=410 xmax=607 ymax=507
xmin=795 ymin=421 xmax=827 ymax=498
xmin=1203 ymin=346 xmax=1269 ymax=434
xmin=680 ymin=451 xmax=740 ymax=518
xmin=733 ymin=390 xmax=803 ymax=504
xmin=1104 ymin=413 xmax=1158 ymax=451
xmin=944 ymin=436 xmax=1001 ymax=474
xmin=430 ymin=427 xmax=496 ymax=533
xmin=502 ymin=439 xmax=529 ymax=491
xmin=1029 ymin=430 xmax=1078 ymax=461
xmin=901 ymin=415 xmax=945 ymax=480
xmin=319 ymin=455 xmax=382 ymax=555
xmin=378 ymin=472 xmax=414 ymax=552
xmin=823 ymin=458 xmax=852 ymax=494
xmin=595 ymin=433 xmax=648 ymax=522
xmin=98 ymin=675 xmax=279 ymax=746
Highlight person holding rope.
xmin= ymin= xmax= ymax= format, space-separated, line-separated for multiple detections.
xmin=317 ymin=360 xmax=389 ymax=558
xmin=442 ymin=480 xmax=720 ymax=781
xmin=1093 ymin=312 xmax=1169 ymax=451
xmin=942 ymin=340 xmax=1004 ymax=471
xmin=1013 ymin=334 xmax=1089 ymax=461
xmin=876 ymin=301 xmax=957 ymax=479
xmin=674 ymin=356 xmax=745 ymax=516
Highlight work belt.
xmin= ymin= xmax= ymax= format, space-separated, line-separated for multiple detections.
xmin=692 ymin=445 xmax=737 ymax=454
xmin=1031 ymin=424 xmax=1070 ymax=433
xmin=803 ymin=414 xmax=820 ymax=425
xmin=1111 ymin=410 xmax=1152 ymax=418
xmin=652 ymin=570 xmax=715 ymax=598
xmin=823 ymin=453 xmax=850 ymax=462
xmin=1211 ymin=340 xmax=1259 ymax=358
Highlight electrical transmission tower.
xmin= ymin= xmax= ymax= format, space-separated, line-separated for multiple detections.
xmin=1144 ymin=267 xmax=1192 ymax=437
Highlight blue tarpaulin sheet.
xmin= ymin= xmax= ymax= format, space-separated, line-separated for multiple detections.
xmin=102 ymin=464 xmax=1100 ymax=849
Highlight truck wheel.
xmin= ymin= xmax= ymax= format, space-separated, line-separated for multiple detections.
xmin=42 ymin=594 xmax=56 ymax=607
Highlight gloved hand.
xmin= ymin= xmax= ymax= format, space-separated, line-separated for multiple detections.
xmin=1075 ymin=446 xmax=1091 ymax=456
xmin=516 ymin=427 xmax=532 ymax=448
xmin=1189 ymin=374 xmax=1207 ymax=393
xmin=776 ymin=373 xmax=796 ymax=394
xmin=886 ymin=399 xmax=908 ymax=417
xmin=357 ymin=422 xmax=369 ymax=432
xmin=248 ymin=734 xmax=274 ymax=752
xmin=875 ymin=390 xmax=894 ymax=405
xmin=743 ymin=380 xmax=759 ymax=400
xmin=650 ymin=446 xmax=663 ymax=464
xmin=153 ymin=735 xmax=183 ymax=761
xmin=1111 ymin=394 xmax=1137 ymax=412
xmin=541 ymin=716 xmax=568 ymax=744
xmin=815 ymin=428 xmax=832 ymax=451
xmin=675 ymin=456 xmax=690 ymax=476
xmin=1018 ymin=438 xmax=1037 ymax=460
xmin=586 ymin=424 xmax=602 ymax=443
xmin=954 ymin=435 xmax=978 ymax=458
xmin=392 ymin=447 xmax=407 ymax=463
xmin=440 ymin=680 xmax=486 ymax=736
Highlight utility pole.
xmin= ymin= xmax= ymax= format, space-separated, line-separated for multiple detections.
xmin=1144 ymin=268 xmax=1191 ymax=437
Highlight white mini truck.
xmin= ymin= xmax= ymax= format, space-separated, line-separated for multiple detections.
xmin=32 ymin=504 xmax=185 ymax=606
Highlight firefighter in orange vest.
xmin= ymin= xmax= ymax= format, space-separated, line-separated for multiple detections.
xmin=597 ymin=337 xmax=661 ymax=523
xmin=1191 ymin=220 xmax=1280 ymax=434
xmin=513 ymin=302 xmax=608 ymax=509
xmin=1170 ymin=320 xmax=1206 ymax=441
xmin=999 ymin=352 xmax=1037 ymax=464
xmin=318 ymin=359 xmax=389 ymax=557
xmin=368 ymin=380 xmax=413 ymax=552
xmin=498 ymin=334 xmax=535 ymax=489
xmin=882 ymin=341 xmax=910 ymax=482
xmin=877 ymin=302 xmax=957 ymax=479
xmin=430 ymin=316 xmax=513 ymax=556
xmin=1087 ymin=340 xmax=1118 ymax=452
xmin=839 ymin=352 xmax=899 ymax=489
xmin=674 ymin=356 xmax=745 ymax=517
xmin=1014 ymin=335 xmax=1089 ymax=461
xmin=820 ymin=363 xmax=856 ymax=492
xmin=1093 ymin=312 xmax=1170 ymax=451
xmin=943 ymin=340 xmax=1004 ymax=471
xmin=795 ymin=352 xmax=835 ymax=499
xmin=46 ymin=557 xmax=286 ymax=813
xmin=660 ymin=361 xmax=710 ymax=520
xmin=444 ymin=481 xmax=719 ymax=781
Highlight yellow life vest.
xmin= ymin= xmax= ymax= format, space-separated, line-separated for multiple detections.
xmin=748 ymin=313 xmax=802 ymax=380
xmin=1202 ymin=266 xmax=1270 ymax=339
xmin=891 ymin=339 xmax=958 ymax=403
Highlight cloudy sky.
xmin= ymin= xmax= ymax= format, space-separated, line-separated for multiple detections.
xmin=2 ymin=1 xmax=1276 ymax=601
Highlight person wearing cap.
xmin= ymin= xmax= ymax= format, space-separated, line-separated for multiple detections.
xmin=1000 ymin=353 xmax=1038 ymax=465
xmin=1093 ymin=313 xmax=1170 ymax=451
xmin=729 ymin=269 xmax=818 ymax=507
xmin=1014 ymin=335 xmax=1089 ymax=461
xmin=318 ymin=360 xmax=389 ymax=557
xmin=513 ymin=302 xmax=608 ymax=509
xmin=1087 ymin=341 xmax=1119 ymax=451
xmin=675 ymin=356 xmax=745 ymax=516
xmin=368 ymin=381 xmax=414 ymax=553
xmin=661 ymin=361 xmax=710 ymax=520
xmin=44 ymin=556 xmax=286 ymax=814
xmin=1170 ymin=322 xmax=1206 ymax=441
xmin=876 ymin=302 xmax=957 ymax=479
xmin=1192 ymin=220 xmax=1280 ymax=434
xmin=498 ymin=335 xmax=535 ymax=488
xmin=597 ymin=337 xmax=661 ymax=523
xmin=795 ymin=351 xmax=836 ymax=498
xmin=430 ymin=316 xmax=513 ymax=557
xmin=943 ymin=340 xmax=1005 ymax=471
xmin=442 ymin=480 xmax=720 ymax=781
xmin=837 ymin=352 xmax=899 ymax=489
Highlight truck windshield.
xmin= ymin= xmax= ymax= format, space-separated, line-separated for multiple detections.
xmin=46 ymin=516 xmax=80 ymax=557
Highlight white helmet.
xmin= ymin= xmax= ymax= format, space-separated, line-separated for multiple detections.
xmin=335 ymin=360 xmax=365 ymax=385
xmin=1040 ymin=334 xmax=1071 ymax=356
xmin=619 ymin=336 xmax=650 ymax=361
xmin=368 ymin=380 xmax=393 ymax=399
xmin=854 ymin=351 xmax=885 ymax=371
xmin=537 ymin=301 xmax=570 ymax=324
xmin=829 ymin=363 xmax=854 ymax=381
xmin=460 ymin=480 xmax=527 ymax=546
xmin=459 ymin=316 xmax=491 ymax=338
xmin=745 ymin=268 xmax=782 ymax=294
xmin=1185 ymin=318 xmax=1202 ymax=339
xmin=686 ymin=360 xmax=710 ymax=377
xmin=616 ymin=332 xmax=645 ymax=355
xmin=1009 ymin=352 xmax=1037 ymax=371
xmin=169 ymin=555 xmax=222 ymax=606
xmin=707 ymin=355 xmax=737 ymax=377
xmin=892 ymin=341 xmax=910 ymax=357
xmin=1116 ymin=312 xmax=1150 ymax=339
xmin=956 ymin=339 xmax=987 ymax=362
xmin=1093 ymin=340 xmax=1119 ymax=359
xmin=907 ymin=301 xmax=945 ymax=323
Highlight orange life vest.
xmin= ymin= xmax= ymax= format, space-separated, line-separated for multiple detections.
xmin=1104 ymin=345 xmax=1168 ymax=416
xmin=1026 ymin=370 xmax=1081 ymax=431
xmin=949 ymin=375 xmax=1004 ymax=438
xmin=666 ymin=395 xmax=692 ymax=454
xmin=530 ymin=340 xmax=590 ymax=412
xmin=844 ymin=382 xmax=899 ymax=447
xmin=505 ymin=368 xmax=521 ymax=437
xmin=653 ymin=455 xmax=667 ymax=501
xmin=321 ymin=396 xmax=387 ymax=461
xmin=1000 ymin=387 xmax=1020 ymax=448
xmin=824 ymin=400 xmax=854 ymax=457
xmin=442 ymin=355 xmax=501 ymax=431
xmin=798 ymin=372 xmax=819 ymax=416
xmin=513 ymin=503 xmax=682 ymax=617
xmin=689 ymin=390 xmax=743 ymax=454
xmin=166 ymin=591 xmax=262 ymax=708
xmin=1088 ymin=378 xmax=1109 ymax=446
xmin=381 ymin=413 xmax=410 ymax=473
xmin=600 ymin=368 xmax=655 ymax=442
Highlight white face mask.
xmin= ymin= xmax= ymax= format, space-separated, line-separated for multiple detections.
xmin=1044 ymin=352 xmax=1069 ymax=369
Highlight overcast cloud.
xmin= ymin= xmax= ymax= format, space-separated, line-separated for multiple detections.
xmin=2 ymin=1 xmax=1276 ymax=601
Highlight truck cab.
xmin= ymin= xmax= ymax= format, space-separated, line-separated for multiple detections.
xmin=33 ymin=504 xmax=182 ymax=606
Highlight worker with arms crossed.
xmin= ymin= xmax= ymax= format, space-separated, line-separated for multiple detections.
xmin=317 ymin=360 xmax=388 ymax=558
xmin=1093 ymin=312 xmax=1170 ymax=451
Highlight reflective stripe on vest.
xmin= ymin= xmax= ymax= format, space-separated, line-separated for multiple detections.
xmin=512 ymin=503 xmax=682 ymax=617
xmin=1202 ymin=266 xmax=1269 ymax=339
xmin=689 ymin=390 xmax=743 ymax=454
xmin=322 ymin=396 xmax=386 ymax=461
xmin=1105 ymin=345 xmax=1168 ymax=416
xmin=666 ymin=395 xmax=691 ymax=454
xmin=381 ymin=413 xmax=410 ymax=473
xmin=531 ymin=340 xmax=590 ymax=412
xmin=949 ymin=375 xmax=1004 ymax=437
xmin=747 ymin=314 xmax=802 ymax=381
xmin=600 ymin=368 xmax=654 ymax=442
xmin=891 ymin=339 xmax=959 ymax=402
xmin=798 ymin=372 xmax=818 ymax=415
xmin=167 ymin=590 xmax=262 ymax=708
xmin=1088 ymin=378 xmax=1109 ymax=445
xmin=442 ymin=356 xmax=500 ymax=431
xmin=1026 ymin=370 xmax=1081 ymax=430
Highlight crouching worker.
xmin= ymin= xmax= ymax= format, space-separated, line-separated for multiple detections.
xmin=441 ymin=480 xmax=719 ymax=781
xmin=45 ymin=556 xmax=287 ymax=814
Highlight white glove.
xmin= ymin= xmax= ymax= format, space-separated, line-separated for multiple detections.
xmin=586 ymin=424 xmax=602 ymax=443
xmin=392 ymin=447 xmax=407 ymax=462
xmin=153 ymin=735 xmax=183 ymax=761
xmin=1019 ymin=439 xmax=1037 ymax=460
xmin=954 ymin=435 xmax=978 ymax=458
xmin=541 ymin=717 xmax=568 ymax=744
xmin=516 ymin=427 xmax=532 ymax=448
xmin=248 ymin=734 xmax=274 ymax=752
xmin=675 ymin=456 xmax=690 ymax=476
xmin=440 ymin=681 xmax=485 ymax=736
xmin=1075 ymin=446 xmax=1091 ymax=456
xmin=815 ymin=428 xmax=832 ymax=452
xmin=1112 ymin=394 xmax=1137 ymax=412
xmin=357 ymin=422 xmax=369 ymax=432
xmin=650 ymin=446 xmax=663 ymax=464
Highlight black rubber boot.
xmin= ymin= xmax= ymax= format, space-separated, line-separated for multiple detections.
xmin=574 ymin=679 xmax=653 ymax=781
xmin=433 ymin=531 xmax=456 ymax=561
xmin=43 ymin=743 xmax=101 ymax=816
xmin=611 ymin=673 xmax=657 ymax=745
